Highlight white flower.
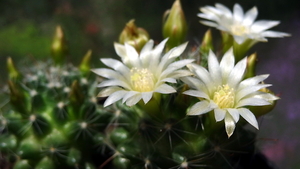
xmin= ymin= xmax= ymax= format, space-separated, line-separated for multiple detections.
xmin=92 ymin=39 xmax=193 ymax=107
xmin=183 ymin=48 xmax=279 ymax=137
xmin=198 ymin=3 xmax=290 ymax=44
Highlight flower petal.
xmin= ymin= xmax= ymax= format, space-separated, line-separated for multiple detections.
xmin=233 ymin=4 xmax=244 ymax=23
xmin=187 ymin=100 xmax=214 ymax=116
xmin=100 ymin=58 xmax=130 ymax=76
xmin=98 ymin=87 xmax=123 ymax=97
xmin=236 ymin=97 xmax=271 ymax=107
xmin=140 ymin=40 xmax=154 ymax=67
xmin=104 ymin=90 xmax=128 ymax=107
xmin=114 ymin=43 xmax=128 ymax=64
xmin=97 ymin=79 xmax=131 ymax=89
xmin=125 ymin=43 xmax=141 ymax=67
xmin=183 ymin=90 xmax=210 ymax=99
xmin=154 ymin=84 xmax=176 ymax=94
xmin=238 ymin=108 xmax=259 ymax=129
xmin=251 ymin=20 xmax=280 ymax=32
xmin=220 ymin=48 xmax=235 ymax=80
xmin=224 ymin=113 xmax=236 ymax=138
xmin=227 ymin=57 xmax=247 ymax=87
xmin=141 ymin=92 xmax=153 ymax=104
xmin=208 ymin=50 xmax=222 ymax=84
xmin=125 ymin=94 xmax=142 ymax=106
xmin=236 ymin=84 xmax=271 ymax=101
xmin=243 ymin=6 xmax=258 ymax=26
xmin=239 ymin=74 xmax=269 ymax=89
xmin=214 ymin=108 xmax=226 ymax=122
xmin=260 ymin=30 xmax=290 ymax=38
xmin=227 ymin=108 xmax=240 ymax=123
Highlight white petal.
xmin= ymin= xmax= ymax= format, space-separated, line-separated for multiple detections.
xmin=220 ymin=48 xmax=235 ymax=80
xmin=91 ymin=68 xmax=125 ymax=80
xmin=243 ymin=7 xmax=258 ymax=26
xmin=140 ymin=40 xmax=154 ymax=67
xmin=181 ymin=77 xmax=208 ymax=94
xmin=233 ymin=4 xmax=244 ymax=23
xmin=239 ymin=74 xmax=269 ymax=89
xmin=260 ymin=30 xmax=290 ymax=38
xmin=125 ymin=94 xmax=142 ymax=106
xmin=114 ymin=43 xmax=128 ymax=64
xmin=236 ymin=97 xmax=271 ymax=107
xmin=251 ymin=92 xmax=279 ymax=101
xmin=192 ymin=65 xmax=214 ymax=94
xmin=199 ymin=21 xmax=219 ymax=28
xmin=168 ymin=70 xmax=193 ymax=79
xmin=98 ymin=87 xmax=123 ymax=97
xmin=125 ymin=43 xmax=141 ymax=67
xmin=168 ymin=42 xmax=188 ymax=59
xmin=100 ymin=58 xmax=130 ymax=76
xmin=215 ymin=3 xmax=232 ymax=18
xmin=187 ymin=100 xmax=213 ymax=116
xmin=227 ymin=57 xmax=247 ymax=87
xmin=238 ymin=108 xmax=259 ymax=129
xmin=122 ymin=91 xmax=139 ymax=103
xmin=236 ymin=84 xmax=272 ymax=101
xmin=104 ymin=90 xmax=128 ymax=107
xmin=97 ymin=79 xmax=131 ymax=89
xmin=149 ymin=39 xmax=168 ymax=70
xmin=227 ymin=108 xmax=240 ymax=123
xmin=208 ymin=50 xmax=222 ymax=84
xmin=224 ymin=113 xmax=236 ymax=137
xmin=214 ymin=108 xmax=226 ymax=122
xmin=251 ymin=20 xmax=280 ymax=32
xmin=141 ymin=92 xmax=153 ymax=104
xmin=154 ymin=84 xmax=176 ymax=94
xmin=161 ymin=78 xmax=177 ymax=83
xmin=160 ymin=59 xmax=194 ymax=78
xmin=183 ymin=90 xmax=210 ymax=99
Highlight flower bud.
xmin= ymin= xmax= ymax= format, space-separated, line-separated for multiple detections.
xmin=244 ymin=53 xmax=257 ymax=78
xmin=7 ymin=57 xmax=22 ymax=81
xmin=51 ymin=26 xmax=68 ymax=65
xmin=200 ymin=29 xmax=213 ymax=55
xmin=8 ymin=80 xmax=29 ymax=114
xmin=163 ymin=0 xmax=187 ymax=49
xmin=119 ymin=19 xmax=149 ymax=52
xmin=221 ymin=31 xmax=233 ymax=54
xmin=69 ymin=80 xmax=84 ymax=111
xmin=79 ymin=49 xmax=92 ymax=76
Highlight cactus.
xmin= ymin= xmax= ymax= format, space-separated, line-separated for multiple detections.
xmin=0 ymin=1 xmax=288 ymax=169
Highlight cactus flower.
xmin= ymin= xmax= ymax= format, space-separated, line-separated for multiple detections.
xmin=198 ymin=3 xmax=290 ymax=44
xmin=183 ymin=48 xmax=278 ymax=137
xmin=92 ymin=39 xmax=193 ymax=107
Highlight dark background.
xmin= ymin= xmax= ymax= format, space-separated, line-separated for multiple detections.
xmin=0 ymin=0 xmax=299 ymax=168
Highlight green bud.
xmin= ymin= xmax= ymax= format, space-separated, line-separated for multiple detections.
xmin=110 ymin=128 xmax=130 ymax=145
xmin=14 ymin=160 xmax=32 ymax=169
xmin=0 ymin=134 xmax=17 ymax=152
xmin=221 ymin=31 xmax=233 ymax=54
xmin=51 ymin=25 xmax=68 ymax=65
xmin=119 ymin=19 xmax=150 ymax=52
xmin=233 ymin=39 xmax=258 ymax=62
xmin=17 ymin=137 xmax=41 ymax=159
xmin=67 ymin=148 xmax=81 ymax=166
xmin=69 ymin=80 xmax=84 ymax=110
xmin=35 ymin=157 xmax=55 ymax=169
xmin=8 ymin=80 xmax=29 ymax=114
xmin=244 ymin=53 xmax=257 ymax=79
xmin=200 ymin=29 xmax=213 ymax=55
xmin=79 ymin=49 xmax=92 ymax=76
xmin=7 ymin=57 xmax=22 ymax=80
xmin=112 ymin=156 xmax=131 ymax=169
xmin=163 ymin=0 xmax=187 ymax=49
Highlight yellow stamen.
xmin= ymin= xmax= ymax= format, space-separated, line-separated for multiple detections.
xmin=213 ymin=84 xmax=235 ymax=109
xmin=130 ymin=67 xmax=155 ymax=92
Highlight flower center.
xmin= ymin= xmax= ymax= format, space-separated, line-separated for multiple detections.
xmin=230 ymin=24 xmax=249 ymax=36
xmin=130 ymin=67 xmax=155 ymax=92
xmin=213 ymin=84 xmax=235 ymax=109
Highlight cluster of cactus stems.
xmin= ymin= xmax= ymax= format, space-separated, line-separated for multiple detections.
xmin=0 ymin=0 xmax=287 ymax=169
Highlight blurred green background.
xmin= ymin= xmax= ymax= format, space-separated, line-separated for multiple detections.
xmin=0 ymin=0 xmax=299 ymax=168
